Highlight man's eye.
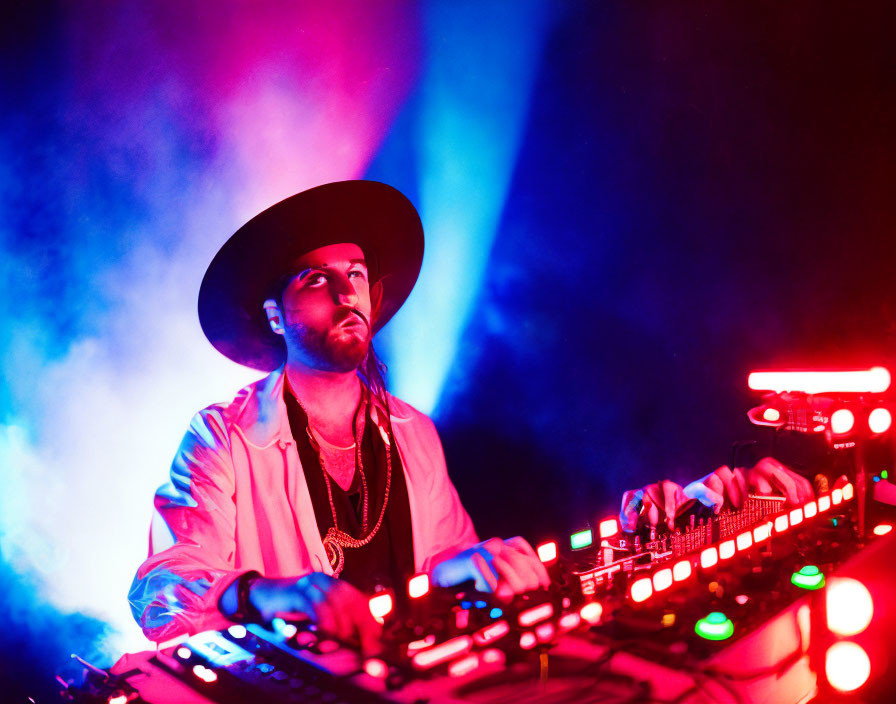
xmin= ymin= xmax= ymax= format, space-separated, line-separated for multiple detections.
xmin=307 ymin=273 xmax=327 ymax=285
xmin=348 ymin=270 xmax=367 ymax=279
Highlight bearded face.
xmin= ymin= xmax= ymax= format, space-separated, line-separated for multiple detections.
xmin=276 ymin=243 xmax=373 ymax=373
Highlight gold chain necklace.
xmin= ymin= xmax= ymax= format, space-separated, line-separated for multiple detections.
xmin=296 ymin=390 xmax=392 ymax=578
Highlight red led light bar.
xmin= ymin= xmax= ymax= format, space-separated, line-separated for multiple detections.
xmin=748 ymin=367 xmax=890 ymax=394
xmin=518 ymin=602 xmax=554 ymax=627
xmin=412 ymin=636 xmax=473 ymax=669
xmin=598 ymin=517 xmax=620 ymax=539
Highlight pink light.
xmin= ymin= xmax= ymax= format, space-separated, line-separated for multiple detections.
xmin=818 ymin=495 xmax=832 ymax=512
xmin=412 ymin=636 xmax=473 ymax=670
xmin=843 ymin=483 xmax=854 ymax=501
xmin=473 ymin=620 xmax=510 ymax=646
xmin=736 ymin=532 xmax=753 ymax=551
xmin=580 ymin=601 xmax=603 ymax=624
xmin=192 ymin=665 xmax=218 ymax=683
xmin=804 ymin=501 xmax=818 ymax=518
xmin=825 ymin=642 xmax=871 ymax=692
xmin=519 ymin=632 xmax=537 ymax=650
xmin=481 ymin=648 xmax=505 ymax=665
xmin=700 ymin=547 xmax=719 ymax=569
xmin=673 ymin=559 xmax=692 ymax=581
xmin=719 ymin=540 xmax=736 ymax=560
xmin=363 ymin=658 xmax=388 ymax=679
xmin=827 ymin=578 xmax=874 ymax=636
xmin=748 ymin=367 xmax=891 ymax=394
xmin=873 ymin=523 xmax=893 ymax=536
xmin=762 ymin=407 xmax=781 ymax=422
xmin=631 ymin=577 xmax=653 ymax=603
xmin=789 ymin=508 xmax=804 ymax=526
xmin=652 ymin=568 xmax=673 ymax=592
xmin=369 ymin=592 xmax=393 ymax=622
xmin=559 ymin=612 xmax=581 ymax=631
xmin=753 ymin=522 xmax=772 ymax=542
xmin=518 ymin=602 xmax=554 ymax=627
xmin=831 ymin=409 xmax=855 ymax=435
xmin=535 ymin=623 xmax=555 ymax=642
xmin=735 ymin=594 xmax=749 ymax=605
xmin=407 ymin=634 xmax=436 ymax=653
xmin=536 ymin=541 xmax=558 ymax=563
xmin=408 ymin=573 xmax=429 ymax=599
xmin=599 ymin=517 xmax=620 ymax=539
xmin=868 ymin=407 xmax=892 ymax=434
xmin=455 ymin=609 xmax=470 ymax=630
xmin=775 ymin=514 xmax=789 ymax=532
xmin=448 ymin=653 xmax=480 ymax=678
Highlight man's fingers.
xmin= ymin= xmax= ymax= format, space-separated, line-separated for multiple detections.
xmin=471 ymin=550 xmax=499 ymax=592
xmin=733 ymin=468 xmax=748 ymax=506
xmin=704 ymin=475 xmax=725 ymax=511
xmin=619 ymin=489 xmax=644 ymax=532
xmin=493 ymin=544 xmax=545 ymax=592
xmin=751 ymin=474 xmax=774 ymax=495
xmin=489 ymin=552 xmax=528 ymax=595
xmin=663 ymin=481 xmax=684 ymax=529
xmin=770 ymin=470 xmax=799 ymax=505
xmin=505 ymin=537 xmax=551 ymax=588
xmin=684 ymin=480 xmax=724 ymax=512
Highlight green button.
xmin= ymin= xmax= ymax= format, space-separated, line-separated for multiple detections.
xmin=695 ymin=612 xmax=734 ymax=641
xmin=883 ymin=470 xmax=889 ymax=480
xmin=791 ymin=565 xmax=825 ymax=590
xmin=570 ymin=529 xmax=593 ymax=550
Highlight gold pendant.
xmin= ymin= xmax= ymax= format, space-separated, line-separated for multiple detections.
xmin=323 ymin=529 xmax=345 ymax=577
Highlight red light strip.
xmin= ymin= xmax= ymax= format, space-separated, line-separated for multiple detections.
xmin=518 ymin=602 xmax=554 ymax=627
xmin=747 ymin=367 xmax=891 ymax=394
xmin=412 ymin=636 xmax=473 ymax=670
xmin=473 ymin=620 xmax=510 ymax=646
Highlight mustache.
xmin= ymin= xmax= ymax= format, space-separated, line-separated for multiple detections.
xmin=334 ymin=307 xmax=370 ymax=329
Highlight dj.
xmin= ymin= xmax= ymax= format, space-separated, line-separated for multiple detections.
xmin=128 ymin=181 xmax=549 ymax=653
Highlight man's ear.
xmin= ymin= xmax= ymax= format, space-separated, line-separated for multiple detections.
xmin=369 ymin=280 xmax=384 ymax=325
xmin=263 ymin=299 xmax=285 ymax=335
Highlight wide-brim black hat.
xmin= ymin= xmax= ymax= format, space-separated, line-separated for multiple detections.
xmin=198 ymin=180 xmax=424 ymax=371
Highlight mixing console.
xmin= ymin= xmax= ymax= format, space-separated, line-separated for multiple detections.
xmin=59 ymin=369 xmax=896 ymax=702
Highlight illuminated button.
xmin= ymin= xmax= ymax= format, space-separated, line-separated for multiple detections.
xmin=694 ymin=612 xmax=734 ymax=641
xmin=519 ymin=632 xmax=537 ymax=650
xmin=473 ymin=620 xmax=510 ymax=646
xmin=280 ymin=623 xmax=298 ymax=638
xmin=363 ymin=658 xmax=389 ymax=679
xmin=630 ymin=577 xmax=653 ymax=602
xmin=873 ymin=523 xmax=893 ymax=536
xmin=412 ymin=635 xmax=473 ymax=669
xmin=662 ymin=613 xmax=676 ymax=627
xmin=827 ymin=578 xmax=873 ymax=636
xmin=108 ymin=696 xmax=128 ymax=704
xmin=762 ymin=407 xmax=781 ymax=422
xmin=448 ymin=653 xmax=480 ymax=678
xmin=832 ymin=488 xmax=843 ymax=505
xmin=804 ymin=501 xmax=817 ymax=518
xmin=831 ymin=408 xmax=855 ymax=434
xmin=883 ymin=469 xmax=889 ymax=480
xmin=818 ymin=495 xmax=832 ymax=512
xmin=843 ymin=483 xmax=854 ymax=501
xmin=570 ymin=529 xmax=593 ymax=550
xmin=652 ymin=568 xmax=673 ymax=592
xmin=736 ymin=532 xmax=752 ymax=551
xmin=518 ymin=602 xmax=554 ymax=627
xmin=599 ymin=517 xmax=620 ymax=539
xmin=791 ymin=565 xmax=825 ymax=590
xmin=408 ymin=573 xmax=430 ymax=599
xmin=700 ymin=547 xmax=718 ymax=569
xmin=227 ymin=624 xmax=247 ymax=639
xmin=536 ymin=541 xmax=558 ymax=563
xmin=753 ymin=522 xmax=772 ymax=542
xmin=369 ymin=593 xmax=393 ymax=622
xmin=789 ymin=508 xmax=804 ymax=526
xmin=868 ymin=407 xmax=892 ymax=434
xmin=192 ymin=664 xmax=218 ymax=683
xmin=475 ymin=600 xmax=487 ymax=609
xmin=672 ymin=559 xmax=692 ymax=581
xmin=580 ymin=601 xmax=603 ymax=624
xmin=719 ymin=540 xmax=735 ymax=560
xmin=774 ymin=515 xmax=789 ymax=532
xmin=535 ymin=623 xmax=555 ymax=642
xmin=559 ymin=612 xmax=581 ymax=631
xmin=825 ymin=642 xmax=871 ymax=692
xmin=489 ymin=607 xmax=503 ymax=619
xmin=481 ymin=648 xmax=505 ymax=665
xmin=735 ymin=594 xmax=749 ymax=605
xmin=176 ymin=646 xmax=192 ymax=659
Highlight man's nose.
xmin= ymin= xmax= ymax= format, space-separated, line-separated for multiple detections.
xmin=331 ymin=273 xmax=359 ymax=305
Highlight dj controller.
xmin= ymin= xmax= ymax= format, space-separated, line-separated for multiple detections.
xmin=60 ymin=369 xmax=896 ymax=703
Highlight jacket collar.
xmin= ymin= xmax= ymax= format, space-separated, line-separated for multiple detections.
xmin=234 ymin=365 xmax=408 ymax=448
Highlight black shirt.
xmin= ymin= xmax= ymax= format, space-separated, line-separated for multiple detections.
xmin=283 ymin=383 xmax=415 ymax=595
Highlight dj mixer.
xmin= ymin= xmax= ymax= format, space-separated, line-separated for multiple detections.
xmin=60 ymin=369 xmax=896 ymax=703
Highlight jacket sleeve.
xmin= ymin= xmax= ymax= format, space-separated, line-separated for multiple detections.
xmin=414 ymin=414 xmax=480 ymax=572
xmin=128 ymin=408 xmax=243 ymax=642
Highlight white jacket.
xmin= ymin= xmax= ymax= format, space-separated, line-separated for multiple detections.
xmin=129 ymin=367 xmax=479 ymax=642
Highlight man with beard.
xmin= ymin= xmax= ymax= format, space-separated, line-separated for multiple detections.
xmin=129 ymin=181 xmax=549 ymax=653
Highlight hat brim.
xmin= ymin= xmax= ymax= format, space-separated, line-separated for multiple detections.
xmin=199 ymin=180 xmax=423 ymax=371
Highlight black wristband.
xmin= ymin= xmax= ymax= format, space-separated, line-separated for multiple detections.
xmin=219 ymin=570 xmax=263 ymax=623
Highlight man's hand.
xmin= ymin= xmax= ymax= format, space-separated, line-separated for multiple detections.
xmin=224 ymin=572 xmax=382 ymax=655
xmin=620 ymin=458 xmax=815 ymax=531
xmin=431 ymin=537 xmax=551 ymax=599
